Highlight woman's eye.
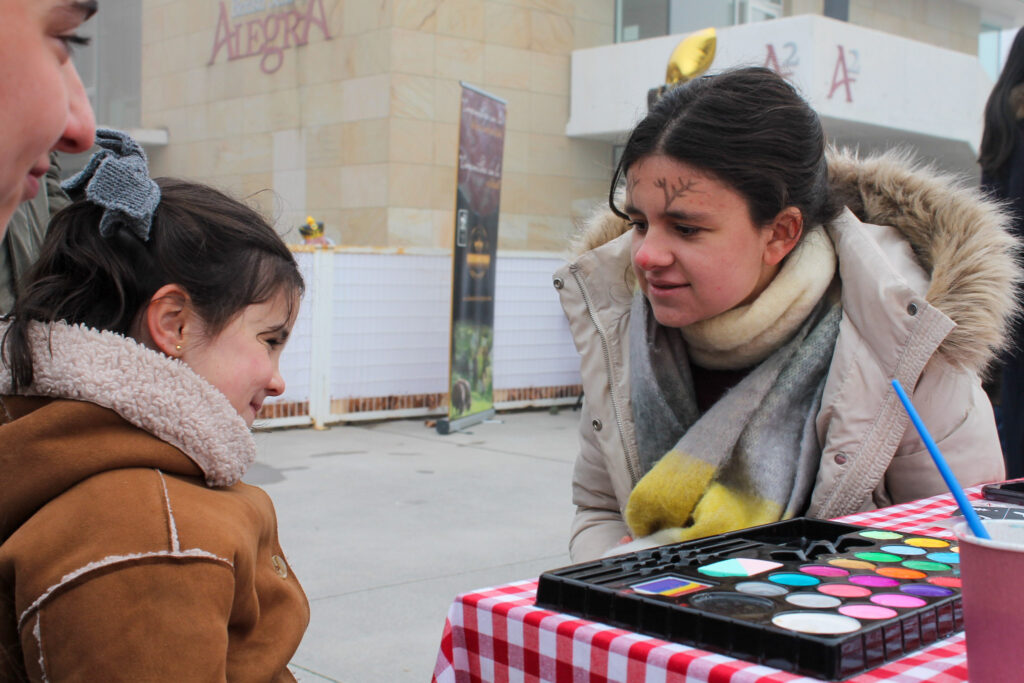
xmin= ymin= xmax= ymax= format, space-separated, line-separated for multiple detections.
xmin=675 ymin=225 xmax=700 ymax=236
xmin=57 ymin=33 xmax=91 ymax=57
xmin=628 ymin=220 xmax=647 ymax=232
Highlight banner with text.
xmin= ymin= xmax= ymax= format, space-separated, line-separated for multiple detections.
xmin=444 ymin=84 xmax=506 ymax=428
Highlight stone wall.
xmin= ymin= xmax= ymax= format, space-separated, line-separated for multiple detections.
xmin=140 ymin=0 xmax=615 ymax=250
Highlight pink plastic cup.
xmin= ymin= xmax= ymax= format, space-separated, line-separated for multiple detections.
xmin=953 ymin=519 xmax=1024 ymax=682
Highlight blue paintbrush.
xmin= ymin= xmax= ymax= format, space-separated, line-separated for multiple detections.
xmin=890 ymin=378 xmax=991 ymax=540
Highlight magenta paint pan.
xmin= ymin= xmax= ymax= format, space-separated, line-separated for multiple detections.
xmin=849 ymin=574 xmax=900 ymax=588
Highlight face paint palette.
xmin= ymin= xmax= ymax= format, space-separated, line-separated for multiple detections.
xmin=535 ymin=518 xmax=961 ymax=681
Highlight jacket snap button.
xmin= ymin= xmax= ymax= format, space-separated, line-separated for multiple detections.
xmin=592 ymin=418 xmax=603 ymax=431
xmin=834 ymin=453 xmax=848 ymax=465
xmin=271 ymin=555 xmax=289 ymax=579
xmin=553 ymin=277 xmax=564 ymax=289
xmin=907 ymin=302 xmax=918 ymax=316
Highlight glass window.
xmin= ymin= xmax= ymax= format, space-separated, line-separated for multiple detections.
xmin=669 ymin=0 xmax=735 ymax=35
xmin=824 ymin=0 xmax=849 ymax=22
xmin=617 ymin=0 xmax=670 ymax=43
xmin=740 ymin=0 xmax=782 ymax=24
xmin=979 ymin=26 xmax=1020 ymax=82
xmin=71 ymin=2 xmax=141 ymax=129
xmin=616 ymin=0 xmax=780 ymax=43
xmin=979 ymin=28 xmax=1002 ymax=81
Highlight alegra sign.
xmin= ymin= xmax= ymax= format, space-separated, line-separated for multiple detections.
xmin=209 ymin=0 xmax=332 ymax=74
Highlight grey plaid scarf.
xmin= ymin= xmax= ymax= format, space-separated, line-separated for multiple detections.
xmin=625 ymin=292 xmax=842 ymax=543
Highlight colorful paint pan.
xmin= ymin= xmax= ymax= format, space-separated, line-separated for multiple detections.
xmin=904 ymin=537 xmax=950 ymax=548
xmin=859 ymin=530 xmax=903 ymax=540
xmin=698 ymin=558 xmax=783 ymax=578
xmin=818 ymin=583 xmax=872 ymax=598
xmin=785 ymin=592 xmax=842 ymax=608
xmin=769 ymin=573 xmax=820 ymax=587
xmin=799 ymin=565 xmax=849 ymax=577
xmin=828 ymin=558 xmax=876 ymax=570
xmin=735 ymin=581 xmax=789 ymax=596
xmin=838 ymin=604 xmax=898 ymax=620
xmin=876 ymin=567 xmax=927 ymax=580
xmin=926 ymin=552 xmax=960 ymax=564
xmin=772 ymin=611 xmax=862 ymax=634
xmin=849 ymin=574 xmax=900 ymax=588
xmin=631 ymin=576 xmax=712 ymax=597
xmin=870 ymin=593 xmax=927 ymax=608
xmin=902 ymin=560 xmax=951 ymax=572
xmin=927 ymin=576 xmax=962 ymax=588
xmin=855 ymin=552 xmax=902 ymax=563
xmin=901 ymin=584 xmax=955 ymax=598
xmin=879 ymin=545 xmax=927 ymax=556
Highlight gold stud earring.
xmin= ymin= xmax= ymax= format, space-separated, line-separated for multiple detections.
xmin=175 ymin=344 xmax=182 ymax=354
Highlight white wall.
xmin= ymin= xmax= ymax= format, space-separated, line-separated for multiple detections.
xmin=265 ymin=249 xmax=581 ymax=425
xmin=566 ymin=14 xmax=993 ymax=170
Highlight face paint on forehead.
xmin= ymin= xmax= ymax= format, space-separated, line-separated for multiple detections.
xmin=654 ymin=177 xmax=700 ymax=213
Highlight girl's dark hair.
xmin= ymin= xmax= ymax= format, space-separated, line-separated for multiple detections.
xmin=610 ymin=66 xmax=840 ymax=228
xmin=3 ymin=178 xmax=304 ymax=390
xmin=979 ymin=29 xmax=1024 ymax=178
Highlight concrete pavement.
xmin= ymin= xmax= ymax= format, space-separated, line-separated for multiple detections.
xmin=246 ymin=408 xmax=581 ymax=682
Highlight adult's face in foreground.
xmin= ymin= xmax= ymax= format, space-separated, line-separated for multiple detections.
xmin=0 ymin=0 xmax=97 ymax=231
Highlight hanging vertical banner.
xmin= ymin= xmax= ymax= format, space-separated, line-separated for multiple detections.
xmin=437 ymin=83 xmax=507 ymax=435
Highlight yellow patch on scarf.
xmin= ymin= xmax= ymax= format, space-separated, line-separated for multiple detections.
xmin=626 ymin=462 xmax=783 ymax=543
xmin=624 ymin=452 xmax=715 ymax=538
xmin=681 ymin=483 xmax=783 ymax=541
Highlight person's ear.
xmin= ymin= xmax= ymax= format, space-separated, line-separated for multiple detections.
xmin=763 ymin=206 xmax=803 ymax=266
xmin=144 ymin=284 xmax=193 ymax=357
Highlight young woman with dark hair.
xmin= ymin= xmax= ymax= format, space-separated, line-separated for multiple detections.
xmin=556 ymin=67 xmax=1017 ymax=562
xmin=980 ymin=28 xmax=1024 ymax=478
xmin=0 ymin=130 xmax=308 ymax=680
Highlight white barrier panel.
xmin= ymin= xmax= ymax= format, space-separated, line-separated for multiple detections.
xmin=257 ymin=248 xmax=582 ymax=428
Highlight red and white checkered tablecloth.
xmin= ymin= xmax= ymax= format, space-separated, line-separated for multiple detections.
xmin=432 ymin=490 xmax=977 ymax=683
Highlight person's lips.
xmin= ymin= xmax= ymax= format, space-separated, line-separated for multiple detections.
xmin=646 ymin=278 xmax=689 ymax=295
xmin=21 ymin=165 xmax=47 ymax=202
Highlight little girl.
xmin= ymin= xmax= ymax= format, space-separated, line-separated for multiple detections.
xmin=0 ymin=130 xmax=309 ymax=680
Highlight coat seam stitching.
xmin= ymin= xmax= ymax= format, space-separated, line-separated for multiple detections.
xmin=17 ymin=549 xmax=233 ymax=632
xmin=157 ymin=470 xmax=180 ymax=552
xmin=33 ymin=615 xmax=48 ymax=683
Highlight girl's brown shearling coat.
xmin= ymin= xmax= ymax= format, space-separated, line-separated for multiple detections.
xmin=0 ymin=321 xmax=309 ymax=681
xmin=556 ymin=149 xmax=1017 ymax=562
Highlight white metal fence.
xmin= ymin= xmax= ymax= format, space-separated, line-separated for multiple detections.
xmin=257 ymin=247 xmax=583 ymax=429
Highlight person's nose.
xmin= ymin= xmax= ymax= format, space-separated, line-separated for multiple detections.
xmin=633 ymin=226 xmax=674 ymax=271
xmin=54 ymin=62 xmax=96 ymax=155
xmin=266 ymin=366 xmax=286 ymax=397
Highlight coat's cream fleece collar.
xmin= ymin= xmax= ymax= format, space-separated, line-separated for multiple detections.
xmin=0 ymin=320 xmax=254 ymax=486
xmin=572 ymin=148 xmax=1021 ymax=373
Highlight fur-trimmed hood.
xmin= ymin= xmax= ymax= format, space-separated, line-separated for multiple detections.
xmin=0 ymin=320 xmax=254 ymax=540
xmin=571 ymin=148 xmax=1020 ymax=373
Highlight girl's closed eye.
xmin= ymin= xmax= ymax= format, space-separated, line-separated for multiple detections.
xmin=264 ymin=333 xmax=288 ymax=349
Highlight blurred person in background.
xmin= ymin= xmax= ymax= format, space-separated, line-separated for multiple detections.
xmin=0 ymin=153 xmax=70 ymax=312
xmin=980 ymin=28 xmax=1024 ymax=478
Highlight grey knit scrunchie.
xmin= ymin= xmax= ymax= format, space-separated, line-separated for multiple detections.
xmin=61 ymin=128 xmax=161 ymax=242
